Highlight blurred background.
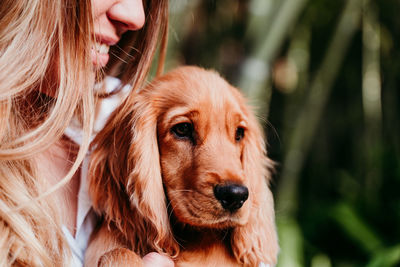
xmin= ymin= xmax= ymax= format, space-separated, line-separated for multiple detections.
xmin=163 ymin=0 xmax=400 ymax=266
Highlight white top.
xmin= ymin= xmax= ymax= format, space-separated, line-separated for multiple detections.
xmin=63 ymin=77 xmax=131 ymax=267
xmin=61 ymin=156 xmax=97 ymax=266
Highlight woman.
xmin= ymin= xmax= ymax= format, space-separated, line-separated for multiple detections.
xmin=0 ymin=0 xmax=173 ymax=266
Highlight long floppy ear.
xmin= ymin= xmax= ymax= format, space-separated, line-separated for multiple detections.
xmin=89 ymin=92 xmax=179 ymax=257
xmin=125 ymin=92 xmax=179 ymax=255
xmin=231 ymin=104 xmax=279 ymax=266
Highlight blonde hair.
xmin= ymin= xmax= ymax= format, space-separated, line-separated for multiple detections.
xmin=0 ymin=0 xmax=168 ymax=265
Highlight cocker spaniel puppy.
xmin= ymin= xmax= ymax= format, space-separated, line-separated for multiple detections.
xmin=85 ymin=66 xmax=279 ymax=266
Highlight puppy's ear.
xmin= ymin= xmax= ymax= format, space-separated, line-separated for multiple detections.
xmin=231 ymin=106 xmax=279 ymax=266
xmin=89 ymin=92 xmax=179 ymax=257
xmin=126 ymin=93 xmax=179 ymax=255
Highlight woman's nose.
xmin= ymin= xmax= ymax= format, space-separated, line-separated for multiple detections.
xmin=108 ymin=0 xmax=145 ymax=33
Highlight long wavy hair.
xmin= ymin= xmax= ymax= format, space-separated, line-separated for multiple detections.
xmin=0 ymin=0 xmax=168 ymax=265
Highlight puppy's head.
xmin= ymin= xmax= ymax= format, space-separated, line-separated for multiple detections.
xmin=151 ymin=68 xmax=253 ymax=228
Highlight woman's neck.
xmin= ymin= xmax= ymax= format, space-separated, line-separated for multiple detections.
xmin=36 ymin=137 xmax=81 ymax=236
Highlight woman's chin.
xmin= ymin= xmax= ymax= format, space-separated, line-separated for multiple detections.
xmin=91 ymin=50 xmax=109 ymax=68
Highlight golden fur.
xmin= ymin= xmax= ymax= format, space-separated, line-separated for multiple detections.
xmin=85 ymin=66 xmax=279 ymax=266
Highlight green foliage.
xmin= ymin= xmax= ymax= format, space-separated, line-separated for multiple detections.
xmin=167 ymin=0 xmax=400 ymax=265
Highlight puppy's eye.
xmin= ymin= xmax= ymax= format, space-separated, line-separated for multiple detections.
xmin=235 ymin=127 xmax=245 ymax=141
xmin=171 ymin=123 xmax=193 ymax=139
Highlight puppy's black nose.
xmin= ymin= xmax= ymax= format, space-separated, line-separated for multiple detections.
xmin=214 ymin=184 xmax=249 ymax=212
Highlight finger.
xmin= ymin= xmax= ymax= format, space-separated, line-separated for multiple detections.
xmin=143 ymin=252 xmax=175 ymax=267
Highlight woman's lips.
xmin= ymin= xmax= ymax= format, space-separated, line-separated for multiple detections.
xmin=91 ymin=42 xmax=110 ymax=68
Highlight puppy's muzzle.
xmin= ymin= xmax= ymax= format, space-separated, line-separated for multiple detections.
xmin=214 ymin=183 xmax=249 ymax=212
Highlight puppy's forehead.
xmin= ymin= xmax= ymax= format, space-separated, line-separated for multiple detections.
xmin=152 ymin=67 xmax=244 ymax=115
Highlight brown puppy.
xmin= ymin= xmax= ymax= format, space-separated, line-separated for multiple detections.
xmin=85 ymin=66 xmax=279 ymax=266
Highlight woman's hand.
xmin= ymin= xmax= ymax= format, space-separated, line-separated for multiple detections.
xmin=143 ymin=252 xmax=175 ymax=267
